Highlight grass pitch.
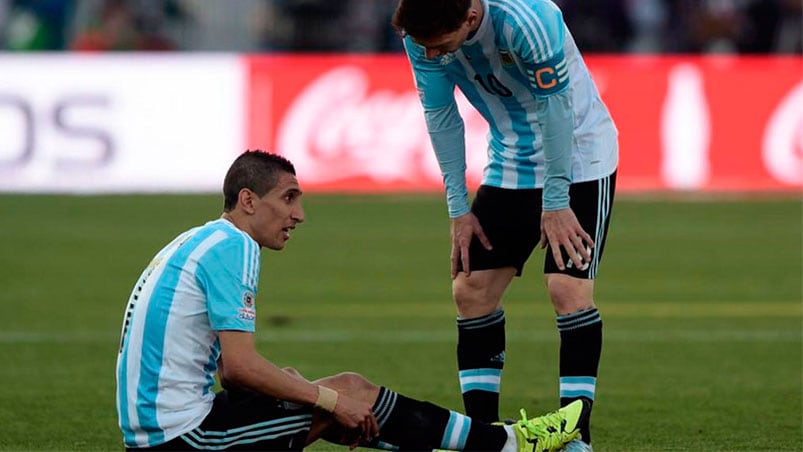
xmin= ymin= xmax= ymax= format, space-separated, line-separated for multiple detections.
xmin=0 ymin=194 xmax=800 ymax=451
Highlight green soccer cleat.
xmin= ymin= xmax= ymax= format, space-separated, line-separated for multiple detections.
xmin=514 ymin=399 xmax=589 ymax=452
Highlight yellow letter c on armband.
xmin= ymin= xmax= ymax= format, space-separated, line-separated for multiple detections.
xmin=535 ymin=68 xmax=557 ymax=89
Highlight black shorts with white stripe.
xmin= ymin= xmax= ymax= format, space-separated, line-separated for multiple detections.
xmin=126 ymin=388 xmax=312 ymax=451
xmin=458 ymin=171 xmax=616 ymax=279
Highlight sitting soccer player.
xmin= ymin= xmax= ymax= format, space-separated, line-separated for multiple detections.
xmin=115 ymin=150 xmax=589 ymax=451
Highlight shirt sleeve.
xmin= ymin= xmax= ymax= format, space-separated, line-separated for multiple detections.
xmin=404 ymin=36 xmax=470 ymax=218
xmin=507 ymin=3 xmax=575 ymax=210
xmin=535 ymin=91 xmax=574 ymax=210
xmin=196 ymin=234 xmax=259 ymax=332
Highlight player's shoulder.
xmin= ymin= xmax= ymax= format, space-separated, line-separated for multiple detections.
xmin=487 ymin=0 xmax=564 ymax=31
xmin=197 ymin=219 xmax=259 ymax=255
xmin=488 ymin=0 xmax=565 ymax=60
xmin=487 ymin=0 xmax=561 ymax=15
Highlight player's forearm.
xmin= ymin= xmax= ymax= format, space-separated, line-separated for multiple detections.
xmin=536 ymin=91 xmax=575 ymax=211
xmin=222 ymin=349 xmax=318 ymax=406
xmin=425 ymin=103 xmax=470 ymax=217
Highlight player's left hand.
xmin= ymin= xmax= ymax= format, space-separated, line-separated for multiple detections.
xmin=540 ymin=208 xmax=594 ymax=271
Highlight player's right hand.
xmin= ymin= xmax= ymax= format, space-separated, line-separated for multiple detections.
xmin=450 ymin=213 xmax=492 ymax=278
xmin=331 ymin=394 xmax=379 ymax=449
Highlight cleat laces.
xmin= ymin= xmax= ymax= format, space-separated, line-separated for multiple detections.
xmin=518 ymin=409 xmax=569 ymax=452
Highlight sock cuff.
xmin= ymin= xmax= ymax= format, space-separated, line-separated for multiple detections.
xmin=556 ymin=308 xmax=601 ymax=332
xmin=559 ymin=376 xmax=597 ymax=400
xmin=457 ymin=309 xmax=505 ymax=330
xmin=440 ymin=411 xmax=473 ymax=450
xmin=372 ymin=387 xmax=399 ymax=429
xmin=458 ymin=368 xmax=502 ymax=393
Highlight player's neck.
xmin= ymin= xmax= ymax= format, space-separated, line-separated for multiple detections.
xmin=221 ymin=212 xmax=250 ymax=238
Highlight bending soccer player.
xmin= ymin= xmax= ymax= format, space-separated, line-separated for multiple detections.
xmin=392 ymin=1 xmax=619 ymax=450
xmin=115 ymin=150 xmax=589 ymax=451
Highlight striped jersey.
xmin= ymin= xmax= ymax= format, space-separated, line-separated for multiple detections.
xmin=116 ymin=218 xmax=261 ymax=448
xmin=403 ymin=0 xmax=618 ymax=216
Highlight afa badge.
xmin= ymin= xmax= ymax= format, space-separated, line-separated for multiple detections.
xmin=499 ymin=50 xmax=515 ymax=66
xmin=238 ymin=290 xmax=256 ymax=321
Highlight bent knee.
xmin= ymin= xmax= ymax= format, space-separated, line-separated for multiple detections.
xmin=545 ymin=274 xmax=595 ymax=314
xmin=323 ymin=372 xmax=378 ymax=395
xmin=452 ymin=276 xmax=486 ymax=306
xmin=453 ymin=271 xmax=512 ymax=317
xmin=282 ymin=367 xmax=302 ymax=378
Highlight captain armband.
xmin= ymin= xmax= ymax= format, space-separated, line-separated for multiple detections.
xmin=525 ymin=52 xmax=569 ymax=96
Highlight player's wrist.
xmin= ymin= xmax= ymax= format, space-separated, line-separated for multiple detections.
xmin=314 ymin=385 xmax=339 ymax=413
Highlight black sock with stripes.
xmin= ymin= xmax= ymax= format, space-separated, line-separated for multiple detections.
xmin=366 ymin=387 xmax=507 ymax=451
xmin=457 ymin=309 xmax=506 ymax=423
xmin=557 ymin=307 xmax=602 ymax=444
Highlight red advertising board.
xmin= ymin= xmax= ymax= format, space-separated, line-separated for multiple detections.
xmin=246 ymin=55 xmax=802 ymax=193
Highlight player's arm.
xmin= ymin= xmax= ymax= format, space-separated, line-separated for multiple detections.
xmin=217 ymin=331 xmax=377 ymax=446
xmin=404 ymin=37 xmax=492 ymax=277
xmin=198 ymin=237 xmax=377 ymax=442
xmin=534 ymin=71 xmax=573 ymax=212
xmin=218 ymin=330 xmax=318 ymax=402
xmin=511 ymin=6 xmax=574 ymax=211
xmin=511 ymin=6 xmax=593 ymax=269
xmin=197 ymin=238 xmax=316 ymax=403
xmin=404 ymin=37 xmax=470 ymax=218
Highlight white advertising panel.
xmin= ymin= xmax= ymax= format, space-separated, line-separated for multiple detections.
xmin=0 ymin=55 xmax=244 ymax=193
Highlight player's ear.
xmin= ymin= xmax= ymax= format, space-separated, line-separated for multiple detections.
xmin=238 ymin=188 xmax=257 ymax=215
xmin=466 ymin=5 xmax=479 ymax=26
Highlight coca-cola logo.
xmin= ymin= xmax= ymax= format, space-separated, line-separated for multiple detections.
xmin=763 ymin=81 xmax=803 ymax=186
xmin=276 ymin=65 xmax=488 ymax=187
xmin=271 ymin=59 xmax=802 ymax=193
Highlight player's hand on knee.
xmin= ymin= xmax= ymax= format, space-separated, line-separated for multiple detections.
xmin=331 ymin=395 xmax=379 ymax=449
xmin=450 ymin=213 xmax=492 ymax=278
xmin=540 ymin=208 xmax=594 ymax=270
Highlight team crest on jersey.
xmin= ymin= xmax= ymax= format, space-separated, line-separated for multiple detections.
xmin=499 ymin=50 xmax=515 ymax=66
xmin=440 ymin=53 xmax=456 ymax=65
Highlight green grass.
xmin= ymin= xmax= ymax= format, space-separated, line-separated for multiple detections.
xmin=0 ymin=194 xmax=800 ymax=451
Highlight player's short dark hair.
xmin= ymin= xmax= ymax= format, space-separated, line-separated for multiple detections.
xmin=223 ymin=150 xmax=296 ymax=212
xmin=392 ymin=0 xmax=472 ymax=40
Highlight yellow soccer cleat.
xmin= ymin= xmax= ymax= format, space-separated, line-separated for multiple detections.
xmin=514 ymin=399 xmax=589 ymax=452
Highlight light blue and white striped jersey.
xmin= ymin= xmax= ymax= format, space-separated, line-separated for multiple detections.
xmin=403 ymin=0 xmax=618 ymax=216
xmin=115 ymin=218 xmax=261 ymax=448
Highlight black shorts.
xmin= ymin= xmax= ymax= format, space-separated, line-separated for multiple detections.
xmin=457 ymin=171 xmax=616 ymax=278
xmin=127 ymin=388 xmax=313 ymax=451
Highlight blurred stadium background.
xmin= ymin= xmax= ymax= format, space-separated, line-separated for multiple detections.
xmin=0 ymin=1 xmax=800 ymax=451
xmin=0 ymin=0 xmax=801 ymax=53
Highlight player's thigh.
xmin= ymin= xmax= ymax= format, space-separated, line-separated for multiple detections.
xmin=180 ymin=388 xmax=313 ymax=451
xmin=544 ymin=172 xmax=616 ymax=279
xmin=461 ymin=185 xmax=541 ymax=276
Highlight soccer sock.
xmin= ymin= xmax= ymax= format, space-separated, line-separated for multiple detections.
xmin=367 ymin=387 xmax=507 ymax=451
xmin=457 ymin=309 xmax=506 ymax=423
xmin=557 ymin=307 xmax=602 ymax=444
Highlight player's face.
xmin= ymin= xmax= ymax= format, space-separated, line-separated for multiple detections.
xmin=414 ymin=20 xmax=473 ymax=59
xmin=250 ymin=172 xmax=305 ymax=250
